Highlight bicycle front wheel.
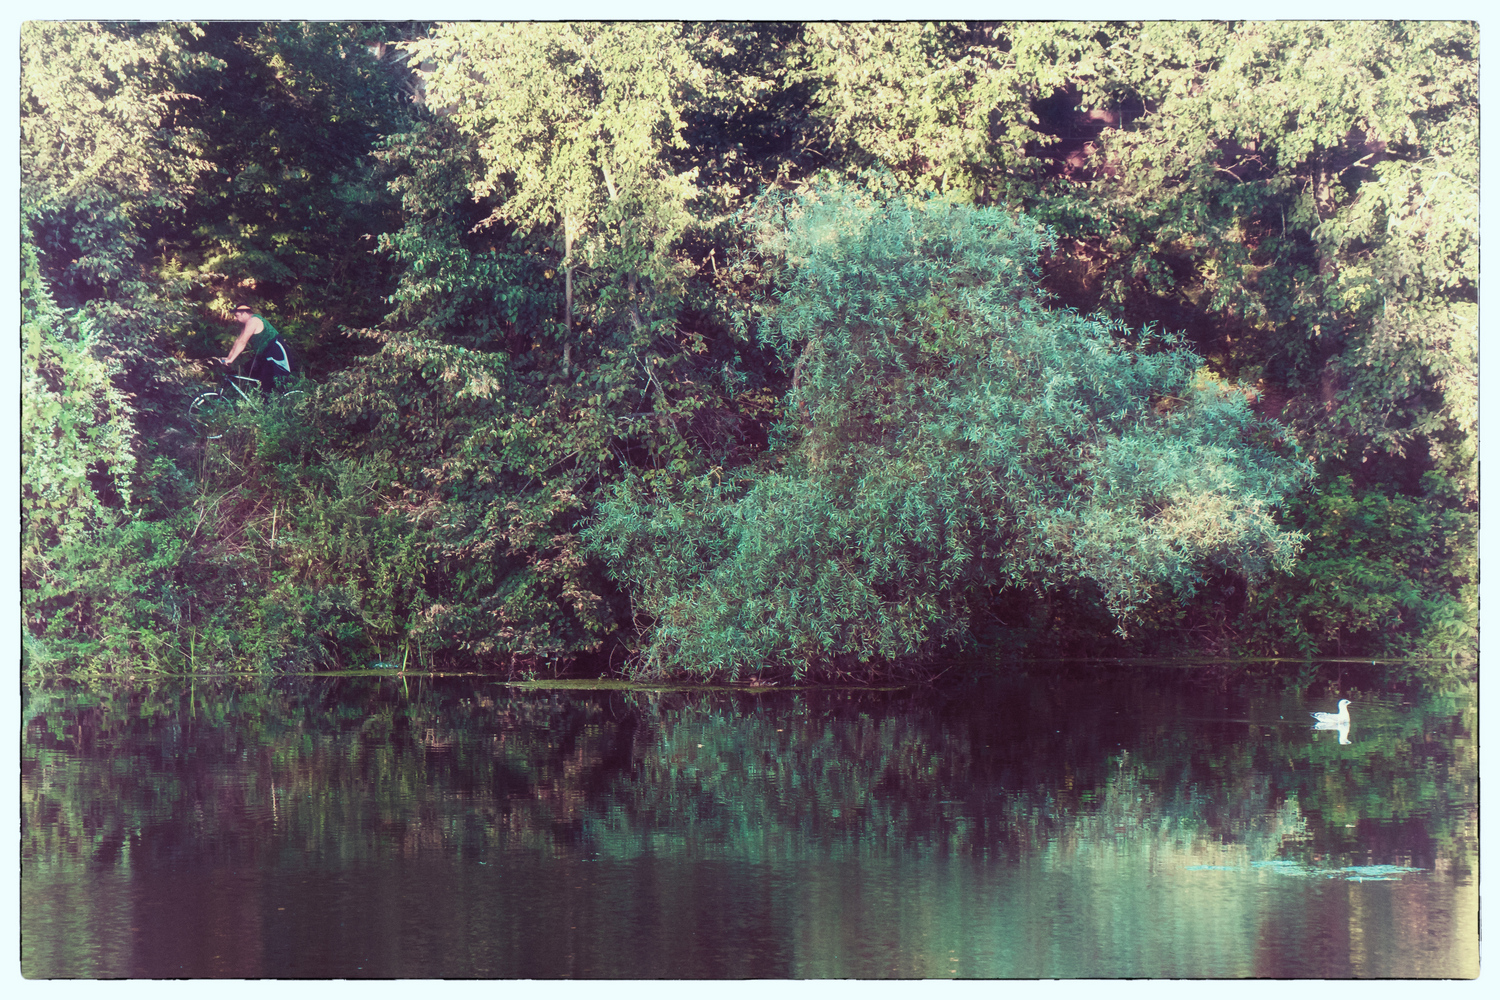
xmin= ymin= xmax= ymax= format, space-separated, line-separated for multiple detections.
xmin=188 ymin=391 xmax=233 ymax=440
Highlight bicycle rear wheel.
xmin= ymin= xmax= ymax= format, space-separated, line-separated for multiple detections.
xmin=188 ymin=391 xmax=233 ymax=440
xmin=275 ymin=386 xmax=312 ymax=423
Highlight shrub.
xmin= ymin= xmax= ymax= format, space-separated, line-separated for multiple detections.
xmin=589 ymin=190 xmax=1311 ymax=678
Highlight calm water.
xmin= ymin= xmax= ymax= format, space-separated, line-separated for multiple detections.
xmin=22 ymin=667 xmax=1477 ymax=978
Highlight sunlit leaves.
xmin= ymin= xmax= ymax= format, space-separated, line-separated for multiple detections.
xmin=1059 ymin=22 xmax=1477 ymax=476
xmin=407 ymin=22 xmax=704 ymax=282
xmin=21 ymin=22 xmax=216 ymax=218
xmin=21 ymin=21 xmax=220 ymax=296
xmin=20 ymin=246 xmax=138 ymax=559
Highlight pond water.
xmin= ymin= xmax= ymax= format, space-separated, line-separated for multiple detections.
xmin=22 ymin=666 xmax=1477 ymax=979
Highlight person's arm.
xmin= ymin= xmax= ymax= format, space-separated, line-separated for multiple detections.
xmin=223 ymin=317 xmax=263 ymax=365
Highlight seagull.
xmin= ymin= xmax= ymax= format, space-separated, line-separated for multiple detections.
xmin=1311 ymin=699 xmax=1352 ymax=725
xmin=1311 ymin=700 xmax=1352 ymax=744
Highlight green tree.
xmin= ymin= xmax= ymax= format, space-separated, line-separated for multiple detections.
xmin=20 ymin=243 xmax=188 ymax=670
xmin=792 ymin=22 xmax=1044 ymax=202
xmin=21 ymin=20 xmax=422 ymax=673
xmin=304 ymin=335 xmax=619 ymax=666
xmin=283 ymin=22 xmax=791 ymax=669
xmin=1055 ymin=22 xmax=1477 ymax=484
xmin=1235 ymin=474 xmax=1476 ymax=659
xmin=405 ymin=22 xmax=708 ymax=372
xmin=1040 ymin=21 xmax=1478 ymax=657
xmin=588 ymin=190 xmax=1310 ymax=678
xmin=21 ymin=20 xmax=225 ymax=435
xmin=21 ymin=21 xmax=218 ymax=301
xmin=20 ymin=23 xmax=216 ymax=669
xmin=20 ymin=19 xmax=1477 ymax=677
xmin=165 ymin=22 xmax=418 ymax=367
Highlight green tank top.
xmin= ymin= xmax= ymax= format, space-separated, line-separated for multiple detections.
xmin=249 ymin=314 xmax=281 ymax=357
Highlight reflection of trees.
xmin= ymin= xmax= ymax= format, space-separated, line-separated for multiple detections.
xmin=23 ymin=677 xmax=1477 ymax=878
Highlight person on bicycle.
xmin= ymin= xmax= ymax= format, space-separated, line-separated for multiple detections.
xmin=222 ymin=302 xmax=294 ymax=393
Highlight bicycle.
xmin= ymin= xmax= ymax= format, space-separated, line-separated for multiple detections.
xmin=188 ymin=363 xmax=310 ymax=440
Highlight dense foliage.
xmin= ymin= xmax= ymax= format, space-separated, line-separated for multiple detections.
xmin=21 ymin=21 xmax=1477 ymax=682
xmin=589 ymin=192 xmax=1309 ymax=677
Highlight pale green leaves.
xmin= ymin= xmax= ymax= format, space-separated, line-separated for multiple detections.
xmin=591 ymin=191 xmax=1310 ymax=674
xmin=795 ymin=23 xmax=1028 ymax=199
xmin=21 ymin=246 xmax=140 ymax=581
xmin=21 ymin=22 xmax=219 ymax=219
xmin=407 ymin=23 xmax=705 ymax=252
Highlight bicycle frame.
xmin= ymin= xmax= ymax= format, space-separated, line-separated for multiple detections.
xmin=218 ymin=372 xmax=265 ymax=400
xmin=188 ymin=365 xmax=307 ymax=439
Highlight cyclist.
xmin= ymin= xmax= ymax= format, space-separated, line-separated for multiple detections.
xmin=222 ymin=302 xmax=295 ymax=393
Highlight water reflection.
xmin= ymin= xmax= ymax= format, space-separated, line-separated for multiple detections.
xmin=21 ymin=668 xmax=1478 ymax=978
xmin=1313 ymin=718 xmax=1353 ymax=744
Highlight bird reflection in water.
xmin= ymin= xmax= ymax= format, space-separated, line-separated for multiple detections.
xmin=1311 ymin=699 xmax=1352 ymax=744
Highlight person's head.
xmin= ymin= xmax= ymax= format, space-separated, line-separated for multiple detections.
xmin=233 ymin=302 xmax=255 ymax=321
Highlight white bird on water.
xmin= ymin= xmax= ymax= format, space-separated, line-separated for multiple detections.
xmin=1311 ymin=700 xmax=1353 ymax=744
xmin=1311 ymin=699 xmax=1352 ymax=725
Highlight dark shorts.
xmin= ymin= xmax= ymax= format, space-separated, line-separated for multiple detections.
xmin=248 ymin=337 xmax=294 ymax=392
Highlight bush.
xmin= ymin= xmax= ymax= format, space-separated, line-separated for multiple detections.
xmin=588 ymin=190 xmax=1312 ymax=678
xmin=1234 ymin=474 xmax=1477 ymax=661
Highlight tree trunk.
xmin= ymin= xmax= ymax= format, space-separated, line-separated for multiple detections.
xmin=1313 ymin=151 xmax=1335 ymax=275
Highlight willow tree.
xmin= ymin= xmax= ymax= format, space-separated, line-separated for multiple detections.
xmin=589 ymin=190 xmax=1311 ymax=679
xmin=726 ymin=21 xmax=1476 ymax=658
